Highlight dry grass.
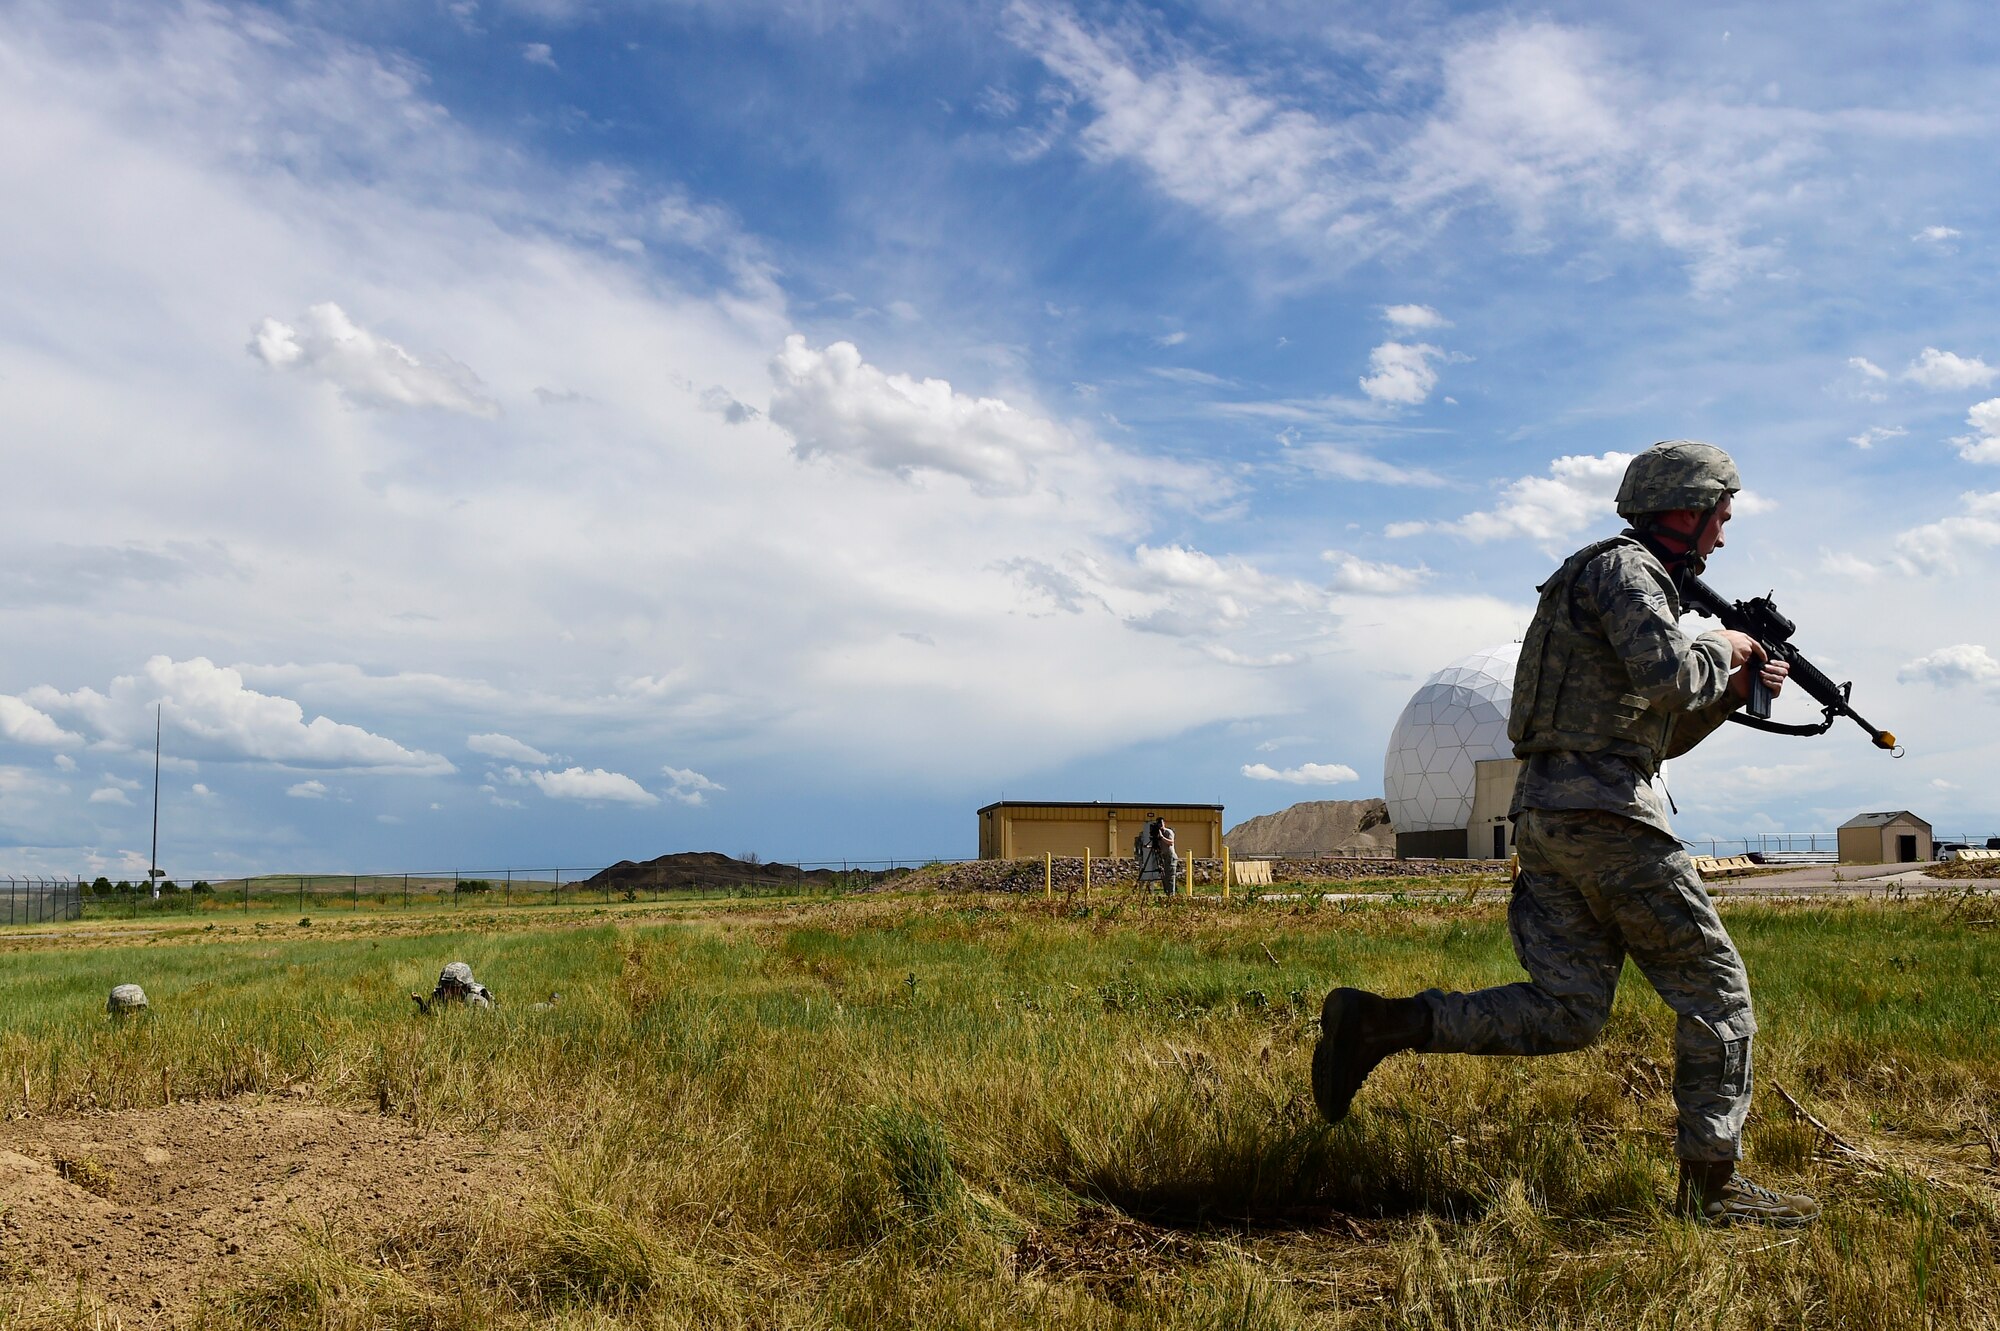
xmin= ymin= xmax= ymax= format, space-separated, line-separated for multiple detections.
xmin=0 ymin=890 xmax=1993 ymax=1329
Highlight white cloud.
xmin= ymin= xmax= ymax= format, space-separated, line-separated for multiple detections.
xmin=1817 ymin=550 xmax=1882 ymax=581
xmin=1892 ymin=490 xmax=2000 ymax=574
xmin=191 ymin=782 xmax=213 ymax=797
xmin=1121 ymin=543 xmax=1324 ymax=636
xmin=1322 ymin=549 xmax=1429 ymax=594
xmin=1240 ymin=761 xmax=1360 ymax=784
xmin=661 ymin=765 xmax=723 ymax=806
xmin=1383 ymin=304 xmax=1449 ymax=330
xmin=526 ymin=766 xmax=659 ymax=805
xmin=522 ymin=42 xmax=557 ymax=69
xmin=0 ymin=696 xmax=81 ymax=747
xmin=286 ymin=779 xmax=329 ymax=798
xmin=53 ymin=753 xmax=78 ymax=772
xmin=1391 ymin=451 xmax=1631 ymax=544
xmin=1153 ymin=330 xmax=1188 ymax=346
xmin=1953 ymin=398 xmax=2000 ymax=464
xmin=1901 ymin=348 xmax=1997 ymax=391
xmin=88 ymin=786 xmax=131 ymax=805
xmin=24 ymin=658 xmax=453 ymax=773
xmin=1359 ymin=341 xmax=1448 ymax=405
xmin=1898 ymin=644 xmax=2000 ymax=689
xmin=467 ymin=732 xmax=551 ymax=764
xmin=1847 ymin=356 xmax=1889 ymax=381
xmin=1848 ymin=425 xmax=1905 ymax=449
xmin=769 ymin=335 xmax=1070 ymax=495
xmin=1913 ymin=225 xmax=1960 ymax=243
xmin=249 ymin=302 xmax=500 ymax=418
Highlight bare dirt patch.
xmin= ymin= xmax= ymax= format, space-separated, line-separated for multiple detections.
xmin=0 ymin=1096 xmax=536 ymax=1326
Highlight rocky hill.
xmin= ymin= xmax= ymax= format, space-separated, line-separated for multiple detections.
xmin=581 ymin=851 xmax=897 ymax=892
xmin=1224 ymin=798 xmax=1395 ymax=856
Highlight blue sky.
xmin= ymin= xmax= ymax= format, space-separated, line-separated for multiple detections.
xmin=3 ymin=0 xmax=1999 ymax=877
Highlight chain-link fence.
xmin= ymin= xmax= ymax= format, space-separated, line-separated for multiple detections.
xmin=1 ymin=877 xmax=83 ymax=924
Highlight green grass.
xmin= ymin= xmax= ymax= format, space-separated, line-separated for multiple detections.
xmin=0 ymin=891 xmax=1994 ymax=1329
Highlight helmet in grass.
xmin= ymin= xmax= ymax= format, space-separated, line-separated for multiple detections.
xmin=1615 ymin=440 xmax=1740 ymax=519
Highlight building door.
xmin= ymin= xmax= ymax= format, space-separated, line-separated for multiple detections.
xmin=1492 ymin=825 xmax=1507 ymax=860
xmin=1897 ymin=834 xmax=1917 ymax=862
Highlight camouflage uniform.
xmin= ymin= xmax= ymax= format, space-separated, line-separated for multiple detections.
xmin=1421 ymin=533 xmax=1756 ymax=1162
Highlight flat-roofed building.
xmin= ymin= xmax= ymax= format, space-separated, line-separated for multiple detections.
xmin=977 ymin=802 xmax=1224 ymax=860
xmin=1837 ymin=810 xmax=1932 ymax=865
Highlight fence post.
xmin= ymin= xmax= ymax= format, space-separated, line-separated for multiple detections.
xmin=552 ymin=868 xmax=560 ymax=908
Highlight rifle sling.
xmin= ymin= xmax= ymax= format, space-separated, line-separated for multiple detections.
xmin=1725 ymin=711 xmax=1835 ymax=738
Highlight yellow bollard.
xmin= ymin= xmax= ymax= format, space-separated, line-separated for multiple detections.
xmin=1083 ymin=846 xmax=1091 ymax=900
xmin=1044 ymin=851 xmax=1052 ymax=900
xmin=1223 ymin=845 xmax=1231 ymax=902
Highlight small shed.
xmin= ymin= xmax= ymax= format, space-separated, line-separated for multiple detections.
xmin=977 ymin=802 xmax=1223 ymax=861
xmin=1837 ymin=811 xmax=1932 ymax=865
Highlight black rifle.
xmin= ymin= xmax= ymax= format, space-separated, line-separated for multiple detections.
xmin=1680 ymin=572 xmax=1900 ymax=753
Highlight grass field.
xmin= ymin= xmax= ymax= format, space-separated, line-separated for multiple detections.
xmin=0 ymin=887 xmax=1994 ymax=1329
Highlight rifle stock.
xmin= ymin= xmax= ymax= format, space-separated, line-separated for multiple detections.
xmin=1679 ymin=571 xmax=1900 ymax=754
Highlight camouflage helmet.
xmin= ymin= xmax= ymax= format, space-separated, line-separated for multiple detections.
xmin=1615 ymin=440 xmax=1740 ymax=519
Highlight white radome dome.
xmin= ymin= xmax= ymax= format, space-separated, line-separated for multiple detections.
xmin=1383 ymin=643 xmax=1521 ymax=835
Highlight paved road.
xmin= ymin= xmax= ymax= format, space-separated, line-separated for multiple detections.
xmin=1706 ymin=860 xmax=1969 ymax=895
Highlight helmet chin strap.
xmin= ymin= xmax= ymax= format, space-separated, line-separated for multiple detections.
xmin=1634 ymin=510 xmax=1714 ymax=581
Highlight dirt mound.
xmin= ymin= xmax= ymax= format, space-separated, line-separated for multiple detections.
xmin=1225 ymin=799 xmax=1395 ymax=856
xmin=582 ymin=850 xmax=901 ymax=892
xmin=0 ymin=1097 xmax=535 ymax=1325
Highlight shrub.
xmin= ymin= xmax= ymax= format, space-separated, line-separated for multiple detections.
xmin=90 ymin=877 xmax=114 ymax=897
xmin=455 ymin=879 xmax=494 ymax=894
xmin=191 ymin=880 xmax=212 ymax=894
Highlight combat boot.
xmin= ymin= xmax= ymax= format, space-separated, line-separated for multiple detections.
xmin=1312 ymin=988 xmax=1433 ymax=1124
xmin=1675 ymin=1160 xmax=1820 ymax=1228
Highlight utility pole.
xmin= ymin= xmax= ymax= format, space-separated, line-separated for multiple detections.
xmin=149 ymin=704 xmax=162 ymax=901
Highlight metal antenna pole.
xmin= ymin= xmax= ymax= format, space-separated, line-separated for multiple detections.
xmin=150 ymin=704 xmax=162 ymax=900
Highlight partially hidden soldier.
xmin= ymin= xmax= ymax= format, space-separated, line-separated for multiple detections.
xmin=1134 ymin=816 xmax=1179 ymax=894
xmin=411 ymin=960 xmax=496 ymax=1014
xmin=1312 ymin=440 xmax=1820 ymax=1228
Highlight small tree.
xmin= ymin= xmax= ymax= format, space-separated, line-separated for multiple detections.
xmin=454 ymin=879 xmax=493 ymax=894
xmin=190 ymin=880 xmax=212 ymax=894
xmin=114 ymin=880 xmax=134 ymax=894
xmin=91 ymin=877 xmax=114 ymax=897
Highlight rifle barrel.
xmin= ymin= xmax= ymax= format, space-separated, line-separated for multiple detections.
xmin=1680 ymin=572 xmax=1897 ymax=751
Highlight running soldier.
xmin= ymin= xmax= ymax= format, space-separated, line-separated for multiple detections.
xmin=1313 ymin=441 xmax=1820 ymax=1228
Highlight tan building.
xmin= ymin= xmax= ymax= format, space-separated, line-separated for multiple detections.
xmin=1466 ymin=757 xmax=1522 ymax=861
xmin=1837 ymin=811 xmax=1932 ymax=865
xmin=977 ymin=802 xmax=1224 ymax=860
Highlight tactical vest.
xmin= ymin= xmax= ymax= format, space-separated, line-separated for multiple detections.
xmin=1508 ymin=535 xmax=1677 ymax=769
